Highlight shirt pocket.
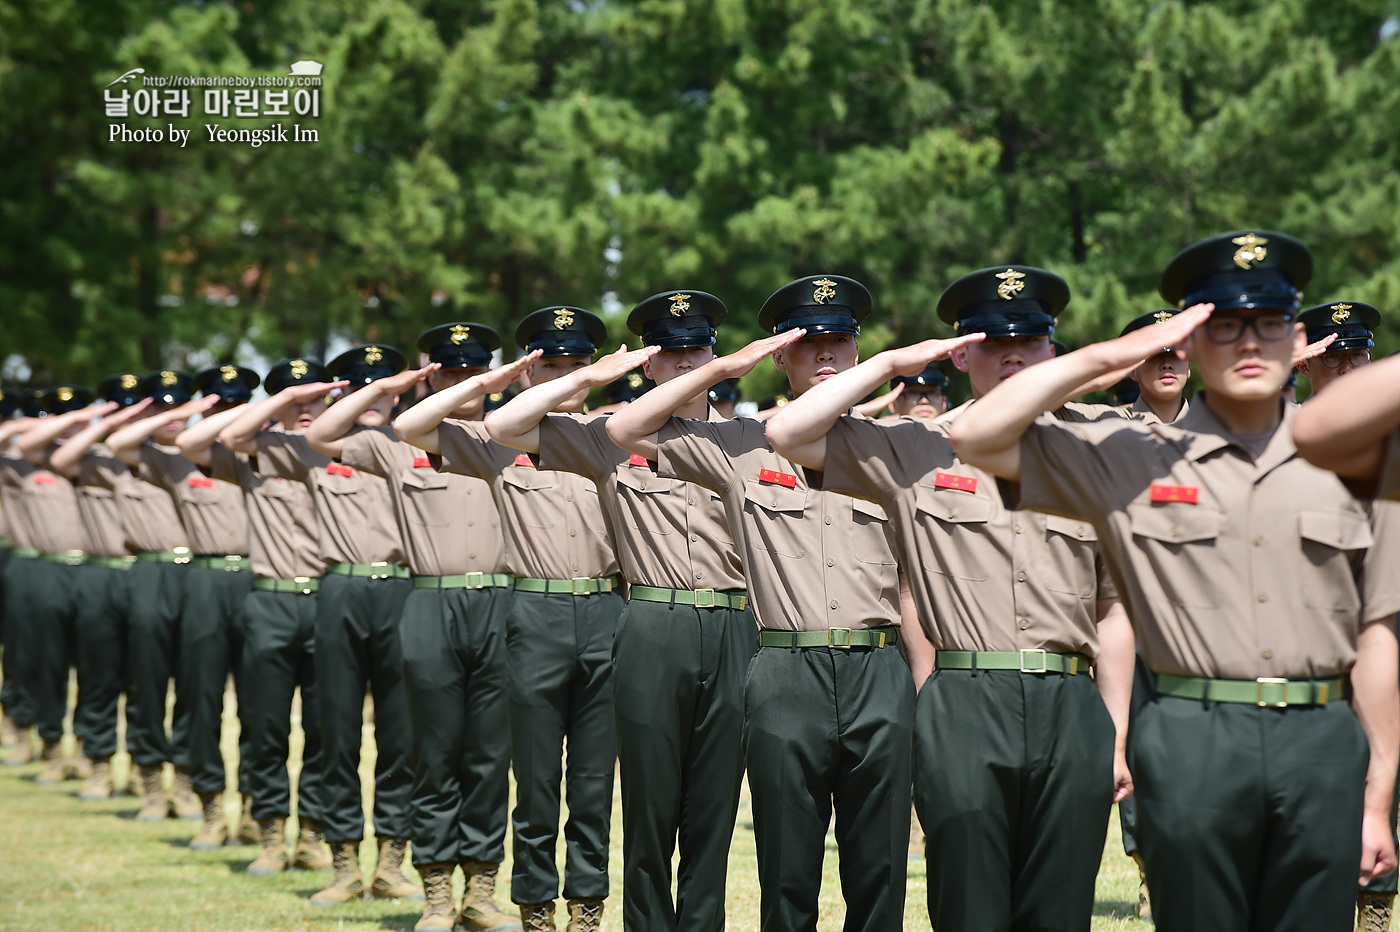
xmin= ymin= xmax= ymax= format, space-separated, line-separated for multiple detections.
xmin=742 ymin=479 xmax=807 ymax=559
xmin=1127 ymin=501 xmax=1223 ymax=608
xmin=400 ymin=469 xmax=452 ymax=528
xmin=851 ymin=499 xmax=897 ymax=565
xmin=1042 ymin=514 xmax=1099 ymax=598
xmin=500 ymin=467 xmax=556 ymax=528
xmin=1297 ymin=509 xmax=1370 ymax=613
xmin=252 ymin=476 xmax=296 ymax=500
xmin=913 ymin=485 xmax=991 ymax=580
xmin=615 ymin=467 xmax=676 ymax=536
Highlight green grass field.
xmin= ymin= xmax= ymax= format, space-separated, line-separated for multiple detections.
xmin=0 ymin=698 xmax=1148 ymax=931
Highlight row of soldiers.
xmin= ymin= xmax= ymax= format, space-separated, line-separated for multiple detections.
xmin=0 ymin=227 xmax=1396 ymax=932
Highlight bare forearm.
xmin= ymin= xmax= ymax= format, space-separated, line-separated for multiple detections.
xmin=485 ymin=374 xmax=587 ymax=454
xmin=49 ymin=423 xmax=108 ymax=477
xmin=394 ymin=379 xmax=490 ymax=453
xmin=1094 ymin=601 xmax=1136 ymax=751
xmin=307 ymin=387 xmax=384 ymax=458
xmin=17 ymin=409 xmax=88 ymax=461
xmin=107 ymin=416 xmax=174 ymax=461
xmin=1293 ymin=355 xmax=1400 ymax=478
xmin=222 ymin=396 xmax=289 ymax=454
xmin=176 ymin=406 xmax=246 ymax=466
xmin=767 ymin=355 xmax=898 ymax=470
xmin=608 ymin=359 xmax=731 ymax=458
xmin=1353 ymin=619 xmax=1400 ymax=816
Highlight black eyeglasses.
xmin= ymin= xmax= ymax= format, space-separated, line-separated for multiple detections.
xmin=1201 ymin=313 xmax=1295 ymax=344
xmin=1319 ymin=349 xmax=1372 ymax=370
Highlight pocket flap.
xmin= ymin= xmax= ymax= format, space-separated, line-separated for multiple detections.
xmin=1045 ymin=513 xmax=1097 ymax=542
xmin=914 ymin=485 xmax=993 ymax=524
xmin=615 ymin=468 xmax=672 ymax=494
xmin=1127 ymin=501 xmax=1221 ymax=543
xmin=1298 ymin=509 xmax=1373 ymax=551
xmin=401 ymin=469 xmax=449 ymax=491
xmin=851 ymin=499 xmax=889 ymax=521
xmin=501 ymin=467 xmax=555 ymax=491
xmin=743 ymin=478 xmax=806 ymax=514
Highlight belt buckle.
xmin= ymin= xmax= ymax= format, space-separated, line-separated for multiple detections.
xmin=1019 ymin=648 xmax=1048 ymax=674
xmin=828 ymin=628 xmax=853 ymax=649
xmin=570 ymin=577 xmax=592 ymax=597
xmin=464 ymin=572 xmax=485 ymax=590
xmin=225 ymin=555 xmax=243 ymax=572
xmin=173 ymin=546 xmax=191 ymax=565
xmin=1256 ymin=677 xmax=1289 ymax=708
xmin=694 ymin=588 xmax=715 ymax=608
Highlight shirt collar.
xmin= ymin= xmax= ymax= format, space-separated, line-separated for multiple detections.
xmin=1166 ymin=395 xmax=1297 ymax=473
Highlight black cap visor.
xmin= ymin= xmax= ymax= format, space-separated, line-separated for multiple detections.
xmin=526 ymin=337 xmax=597 ymax=358
xmin=955 ymin=300 xmax=1055 ymax=338
xmin=773 ymin=307 xmax=860 ymax=336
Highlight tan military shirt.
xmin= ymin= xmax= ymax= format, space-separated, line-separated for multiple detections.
xmin=254 ymin=431 xmax=405 ymax=567
xmin=1054 ymin=396 xmax=1190 ymax=427
xmin=210 ymin=443 xmax=325 ymax=580
xmin=657 ymin=415 xmax=900 ymax=632
xmin=1017 ymin=400 xmax=1400 ymax=680
xmin=341 ymin=426 xmax=505 ymax=577
xmin=141 ymin=444 xmax=249 ymax=556
xmin=1379 ymin=428 xmax=1400 ymax=502
xmin=0 ymin=456 xmax=36 ymax=550
xmin=81 ymin=449 xmax=189 ymax=553
xmin=824 ymin=414 xmax=1114 ymax=656
xmin=539 ymin=411 xmax=744 ymax=591
xmin=436 ymin=419 xmax=618 ymax=580
xmin=0 ymin=452 xmax=88 ymax=553
xmin=72 ymin=445 xmax=130 ymax=558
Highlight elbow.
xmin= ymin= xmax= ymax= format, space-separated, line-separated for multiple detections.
xmin=482 ymin=412 xmax=505 ymax=445
xmin=391 ymin=416 xmax=416 ymax=443
xmin=604 ymin=416 xmax=629 ymax=449
xmin=763 ymin=417 xmax=792 ymax=454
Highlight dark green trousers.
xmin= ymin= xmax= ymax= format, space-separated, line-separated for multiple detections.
xmin=72 ymin=564 xmax=130 ymax=759
xmin=917 ymin=668 xmax=1114 ymax=932
xmin=1 ymin=554 xmax=38 ymax=726
xmin=27 ymin=561 xmax=79 ymax=743
xmin=1132 ymin=695 xmax=1368 ymax=932
xmin=0 ymin=545 xmax=12 ymax=717
xmin=506 ymin=588 xmax=621 ymax=905
xmin=241 ymin=588 xmax=326 ymax=823
xmin=1119 ymin=653 xmax=1155 ymax=859
xmin=314 ymin=573 xmax=412 ymax=842
xmin=400 ymin=586 xmax=512 ymax=865
xmin=125 ymin=561 xmax=191 ymax=768
xmin=744 ymin=639 xmax=914 ymax=932
xmin=614 ymin=598 xmax=756 ymax=932
xmin=181 ymin=566 xmax=253 ymax=795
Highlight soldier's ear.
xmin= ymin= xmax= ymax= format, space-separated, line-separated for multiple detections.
xmin=1296 ymin=359 xmax=1311 ymax=377
xmin=773 ymin=350 xmax=787 ymax=372
xmin=949 ymin=347 xmax=971 ymax=373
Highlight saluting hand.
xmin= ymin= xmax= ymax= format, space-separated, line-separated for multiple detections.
xmin=376 ymin=364 xmax=439 ymax=397
xmin=575 ymin=344 xmax=660 ymax=389
xmin=278 ymin=380 xmax=349 ymax=404
xmin=720 ymin=330 xmax=809 ymax=378
xmin=853 ymin=383 xmax=903 ymax=419
xmin=882 ymin=333 xmax=987 ymax=378
xmin=1292 ymin=331 xmax=1337 ymax=366
xmin=479 ymin=350 xmax=543 ymax=395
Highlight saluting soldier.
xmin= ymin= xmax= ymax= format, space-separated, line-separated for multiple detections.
xmin=395 ymin=307 xmax=622 ymax=932
xmin=304 ymin=323 xmax=520 ymax=932
xmin=220 ymin=345 xmax=421 ymax=905
xmin=766 ymin=267 xmax=1133 ymax=932
xmin=887 ymin=362 xmax=950 ymax=420
xmin=706 ymin=379 xmax=740 ymax=420
xmin=178 ymin=359 xmax=335 ymax=875
xmin=104 ymin=365 xmax=261 ymax=848
xmin=951 ymin=231 xmax=1400 ymax=932
xmin=1293 ymin=351 xmax=1400 ymax=492
xmin=1296 ymin=301 xmax=1379 ymax=396
xmin=484 ymin=292 xmax=755 ymax=932
xmin=0 ymin=389 xmax=23 ymax=757
xmin=606 ymin=276 xmax=918 ymax=932
xmin=0 ymin=402 xmax=43 ymax=767
xmin=5 ymin=388 xmax=105 ymax=784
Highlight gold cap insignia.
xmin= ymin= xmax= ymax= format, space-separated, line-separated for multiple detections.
xmin=160 ymin=370 xmax=178 ymax=387
xmin=1330 ymin=303 xmax=1352 ymax=324
xmin=669 ymin=293 xmax=691 ymax=316
xmin=57 ymin=387 xmax=74 ymax=403
xmin=553 ymin=308 xmax=575 ymax=330
xmin=627 ymin=373 xmax=644 ymax=389
xmin=488 ymin=392 xmax=504 ymax=402
xmin=1154 ymin=310 xmax=1173 ymax=324
xmin=994 ymin=268 xmax=1026 ymax=300
xmin=774 ymin=395 xmax=789 ymax=407
xmin=290 ymin=359 xmax=309 ymax=378
xmin=364 ymin=346 xmax=383 ymax=365
xmin=812 ymin=279 xmax=838 ymax=305
xmin=220 ymin=365 xmax=239 ymax=383
xmin=120 ymin=374 xmax=138 ymax=390
xmin=449 ymin=325 xmax=471 ymax=345
xmin=1231 ymin=233 xmax=1269 ymax=270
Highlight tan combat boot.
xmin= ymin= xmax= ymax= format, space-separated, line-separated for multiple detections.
xmin=2 ymin=725 xmax=33 ymax=766
xmin=246 ymin=817 xmax=291 ymax=875
xmin=1131 ymin=852 xmax=1151 ymax=921
xmin=170 ymin=766 xmax=202 ymax=819
xmin=235 ymin=793 xmax=261 ymax=845
xmin=35 ymin=739 xmax=65 ymax=785
xmin=563 ymin=899 xmax=604 ymax=932
xmin=310 ymin=841 xmax=366 ymax=905
xmin=292 ymin=819 xmax=333 ymax=871
xmin=190 ymin=793 xmax=229 ymax=849
xmin=369 ymin=836 xmax=424 ymax=900
xmin=414 ymin=864 xmax=457 ymax=931
xmin=121 ymin=762 xmax=142 ymax=797
xmin=1358 ymin=892 xmax=1395 ymax=932
xmin=136 ymin=764 xmax=171 ymax=821
xmin=65 ymin=742 xmax=94 ymax=781
xmin=519 ymin=902 xmax=556 ymax=932
xmin=0 ymin=714 xmax=17 ymax=747
xmin=79 ymin=757 xmax=114 ymax=800
xmin=459 ymin=861 xmax=523 ymax=932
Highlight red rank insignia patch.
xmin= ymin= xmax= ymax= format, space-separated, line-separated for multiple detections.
xmin=412 ymin=456 xmax=431 ymax=468
xmin=188 ymin=476 xmax=214 ymax=489
xmin=326 ymin=463 xmax=354 ymax=478
xmin=934 ymin=472 xmax=978 ymax=493
xmin=513 ymin=453 xmax=535 ymax=468
xmin=1150 ymin=484 xmax=1199 ymax=504
xmin=759 ymin=468 xmax=797 ymax=488
xmin=628 ymin=453 xmax=650 ymax=468
xmin=32 ymin=474 xmax=55 ymax=485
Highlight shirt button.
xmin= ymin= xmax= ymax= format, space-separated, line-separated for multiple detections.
xmin=772 ymin=500 xmax=779 ymax=508
xmin=688 ymin=498 xmax=695 ymax=505
xmin=566 ymin=495 xmax=573 ymax=502
xmin=572 ymin=563 xmax=579 ymax=571
xmin=827 ymin=558 xmax=834 ymax=567
xmin=1014 ymin=524 xmax=1022 ymax=534
xmin=1253 ymin=536 xmax=1264 ymax=546
xmin=469 ymin=552 xmax=476 ymax=558
xmin=1016 ymin=571 xmax=1026 ymax=582
xmin=1256 ymin=592 xmax=1268 ymax=603
xmin=1075 ymin=527 xmax=1085 ymax=537
xmin=696 ymin=572 xmax=704 ymax=580
xmin=524 ymin=480 xmax=531 ymax=488
xmin=1170 ymin=528 xmax=1179 ymax=538
xmin=1018 ymin=619 xmax=1030 ymax=630
xmin=690 ymin=534 xmax=698 ymax=542
xmin=640 ymin=481 xmax=647 ymax=489
xmin=824 ymin=516 xmax=832 ymax=525
xmin=569 ymin=529 xmax=577 ymax=537
xmin=467 ymin=521 xmax=474 ymax=527
xmin=830 ymin=600 xmax=838 ymax=610
xmin=1262 ymin=649 xmax=1272 ymax=659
